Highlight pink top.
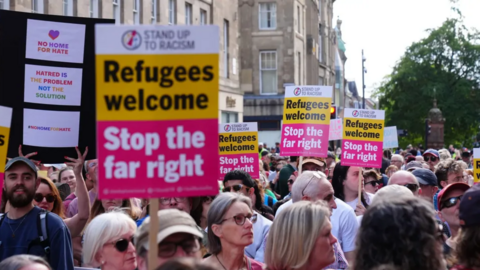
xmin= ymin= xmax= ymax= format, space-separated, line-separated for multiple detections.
xmin=247 ymin=257 xmax=264 ymax=270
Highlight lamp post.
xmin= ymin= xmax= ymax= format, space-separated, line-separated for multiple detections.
xmin=362 ymin=50 xmax=366 ymax=109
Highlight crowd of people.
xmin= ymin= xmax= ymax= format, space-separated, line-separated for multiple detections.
xmin=0 ymin=142 xmax=479 ymax=270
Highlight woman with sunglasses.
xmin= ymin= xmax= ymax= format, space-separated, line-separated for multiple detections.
xmin=363 ymin=169 xmax=382 ymax=194
xmin=33 ymin=147 xmax=90 ymax=238
xmin=203 ymin=192 xmax=264 ymax=270
xmin=83 ymin=211 xmax=137 ymax=270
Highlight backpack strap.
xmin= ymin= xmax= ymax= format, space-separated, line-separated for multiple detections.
xmin=28 ymin=210 xmax=50 ymax=259
xmin=0 ymin=213 xmax=5 ymax=226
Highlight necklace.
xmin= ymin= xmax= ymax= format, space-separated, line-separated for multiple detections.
xmin=7 ymin=214 xmax=27 ymax=238
xmin=216 ymin=254 xmax=246 ymax=270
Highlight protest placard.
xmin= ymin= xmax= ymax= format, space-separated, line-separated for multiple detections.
xmin=0 ymin=11 xmax=113 ymax=162
xmin=280 ymin=86 xmax=332 ymax=157
xmin=383 ymin=126 xmax=398 ymax=149
xmin=329 ymin=118 xmax=343 ymax=141
xmin=95 ymin=25 xmax=220 ymax=199
xmin=219 ymin=122 xmax=259 ymax=180
xmin=474 ymin=148 xmax=480 ymax=183
xmin=0 ymin=106 xmax=12 ymax=203
xmin=341 ymin=108 xmax=385 ymax=168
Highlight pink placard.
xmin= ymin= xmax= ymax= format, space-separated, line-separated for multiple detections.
xmin=280 ymin=123 xmax=329 ymax=157
xmin=340 ymin=139 xmax=383 ymax=168
xmin=97 ymin=119 xmax=219 ymax=199
xmin=219 ymin=153 xmax=259 ymax=180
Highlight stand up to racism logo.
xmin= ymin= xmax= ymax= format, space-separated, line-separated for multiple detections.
xmin=224 ymin=125 xmax=232 ymax=132
xmin=122 ymin=30 xmax=142 ymax=50
xmin=293 ymin=87 xmax=301 ymax=96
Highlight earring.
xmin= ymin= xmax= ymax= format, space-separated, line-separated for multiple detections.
xmin=101 ymin=261 xmax=105 ymax=265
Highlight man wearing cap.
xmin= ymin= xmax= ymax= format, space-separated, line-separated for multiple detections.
xmin=0 ymin=157 xmax=74 ymax=270
xmin=437 ymin=183 xmax=470 ymax=259
xmin=451 ymin=185 xmax=480 ymax=270
xmin=460 ymin=151 xmax=473 ymax=169
xmin=423 ymin=149 xmax=440 ymax=172
xmin=134 ymin=209 xmax=203 ymax=270
xmin=412 ymin=168 xmax=439 ymax=204
xmin=405 ymin=161 xmax=423 ymax=172
xmin=300 ymin=157 xmax=326 ymax=173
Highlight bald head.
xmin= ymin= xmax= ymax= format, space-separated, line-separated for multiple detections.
xmin=291 ymin=171 xmax=336 ymax=211
xmin=388 ymin=170 xmax=421 ymax=195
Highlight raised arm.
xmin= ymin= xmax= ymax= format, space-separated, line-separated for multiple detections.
xmin=64 ymin=147 xmax=90 ymax=237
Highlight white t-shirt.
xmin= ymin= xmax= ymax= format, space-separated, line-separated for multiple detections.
xmin=331 ymin=198 xmax=359 ymax=253
xmin=345 ymin=192 xmax=375 ymax=210
xmin=275 ymin=199 xmax=358 ymax=253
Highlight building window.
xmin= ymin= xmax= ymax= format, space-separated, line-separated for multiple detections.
xmin=259 ymin=3 xmax=276 ymax=30
xmin=133 ymin=0 xmax=140 ymax=24
xmin=1 ymin=0 xmax=9 ymax=10
xmin=223 ymin=20 xmax=230 ymax=78
xmin=113 ymin=0 xmax=120 ymax=24
xmin=63 ymin=0 xmax=73 ymax=15
xmin=319 ymin=24 xmax=324 ymax=62
xmin=221 ymin=112 xmax=238 ymax=124
xmin=297 ymin=6 xmax=301 ymax=33
xmin=259 ymin=51 xmax=277 ymax=94
xmin=31 ymin=0 xmax=43 ymax=13
xmin=297 ymin=52 xmax=301 ymax=84
xmin=319 ymin=76 xmax=324 ymax=85
xmin=318 ymin=0 xmax=322 ymax=18
xmin=169 ymin=0 xmax=176 ymax=25
xmin=90 ymin=0 xmax=99 ymax=17
xmin=151 ymin=0 xmax=157 ymax=24
xmin=200 ymin=9 xmax=207 ymax=25
xmin=185 ymin=3 xmax=192 ymax=25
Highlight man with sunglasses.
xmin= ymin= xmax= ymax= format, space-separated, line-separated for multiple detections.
xmin=422 ymin=149 xmax=440 ymax=172
xmin=0 ymin=157 xmax=74 ymax=270
xmin=388 ymin=170 xmax=422 ymax=196
xmin=437 ymin=182 xmax=470 ymax=260
xmin=433 ymin=158 xmax=465 ymax=211
xmin=223 ymin=170 xmax=273 ymax=263
xmin=134 ymin=209 xmax=204 ymax=269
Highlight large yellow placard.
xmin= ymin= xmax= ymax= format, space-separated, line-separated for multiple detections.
xmin=96 ymin=54 xmax=219 ymax=121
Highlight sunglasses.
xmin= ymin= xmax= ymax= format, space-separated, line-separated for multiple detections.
xmin=424 ymin=156 xmax=438 ymax=162
xmin=158 ymin=238 xmax=201 ymax=258
xmin=223 ymin=184 xmax=250 ymax=193
xmin=110 ymin=238 xmax=134 ymax=252
xmin=34 ymin=193 xmax=55 ymax=203
xmin=404 ymin=184 xmax=419 ymax=193
xmin=441 ymin=195 xmax=463 ymax=210
xmin=365 ymin=180 xmax=381 ymax=187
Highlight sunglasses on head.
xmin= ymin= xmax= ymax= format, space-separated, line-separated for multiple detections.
xmin=424 ymin=156 xmax=438 ymax=162
xmin=441 ymin=195 xmax=463 ymax=210
xmin=404 ymin=184 xmax=419 ymax=193
xmin=111 ymin=238 xmax=134 ymax=252
xmin=34 ymin=193 xmax=55 ymax=203
xmin=223 ymin=184 xmax=250 ymax=193
xmin=365 ymin=180 xmax=381 ymax=187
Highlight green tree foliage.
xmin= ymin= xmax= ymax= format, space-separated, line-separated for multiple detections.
xmin=374 ymin=15 xmax=480 ymax=148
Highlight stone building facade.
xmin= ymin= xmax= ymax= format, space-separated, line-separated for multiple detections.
xmin=239 ymin=0 xmax=337 ymax=146
xmin=2 ymin=0 xmax=242 ymax=123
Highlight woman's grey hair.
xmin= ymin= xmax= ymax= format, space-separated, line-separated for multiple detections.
xmin=291 ymin=171 xmax=328 ymax=203
xmin=265 ymin=200 xmax=331 ymax=269
xmin=83 ymin=211 xmax=137 ymax=267
xmin=0 ymin=254 xmax=52 ymax=270
xmin=353 ymin=197 xmax=446 ymax=270
xmin=207 ymin=192 xmax=252 ymax=255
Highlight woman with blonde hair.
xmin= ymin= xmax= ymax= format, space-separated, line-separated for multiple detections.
xmin=89 ymin=198 xmax=141 ymax=222
xmin=265 ymin=200 xmax=337 ymax=270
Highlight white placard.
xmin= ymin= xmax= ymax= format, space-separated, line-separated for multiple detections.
xmin=0 ymin=106 xmax=13 ymax=128
xmin=284 ymin=85 xmax=333 ymax=98
xmin=383 ymin=126 xmax=398 ymax=149
xmin=219 ymin=122 xmax=257 ymax=133
xmin=329 ymin=118 xmax=343 ymax=141
xmin=24 ymin=64 xmax=83 ymax=106
xmin=23 ymin=109 xmax=80 ymax=148
xmin=26 ymin=19 xmax=86 ymax=63
xmin=95 ymin=25 xmax=219 ymax=55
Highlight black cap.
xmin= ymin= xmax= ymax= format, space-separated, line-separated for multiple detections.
xmin=459 ymin=184 xmax=480 ymax=228
xmin=412 ymin=168 xmax=438 ymax=186
xmin=5 ymin=157 xmax=37 ymax=179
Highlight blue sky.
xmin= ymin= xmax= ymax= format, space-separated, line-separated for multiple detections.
xmin=334 ymin=0 xmax=480 ymax=98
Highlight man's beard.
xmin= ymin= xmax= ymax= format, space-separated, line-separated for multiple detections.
xmin=6 ymin=185 xmax=35 ymax=208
